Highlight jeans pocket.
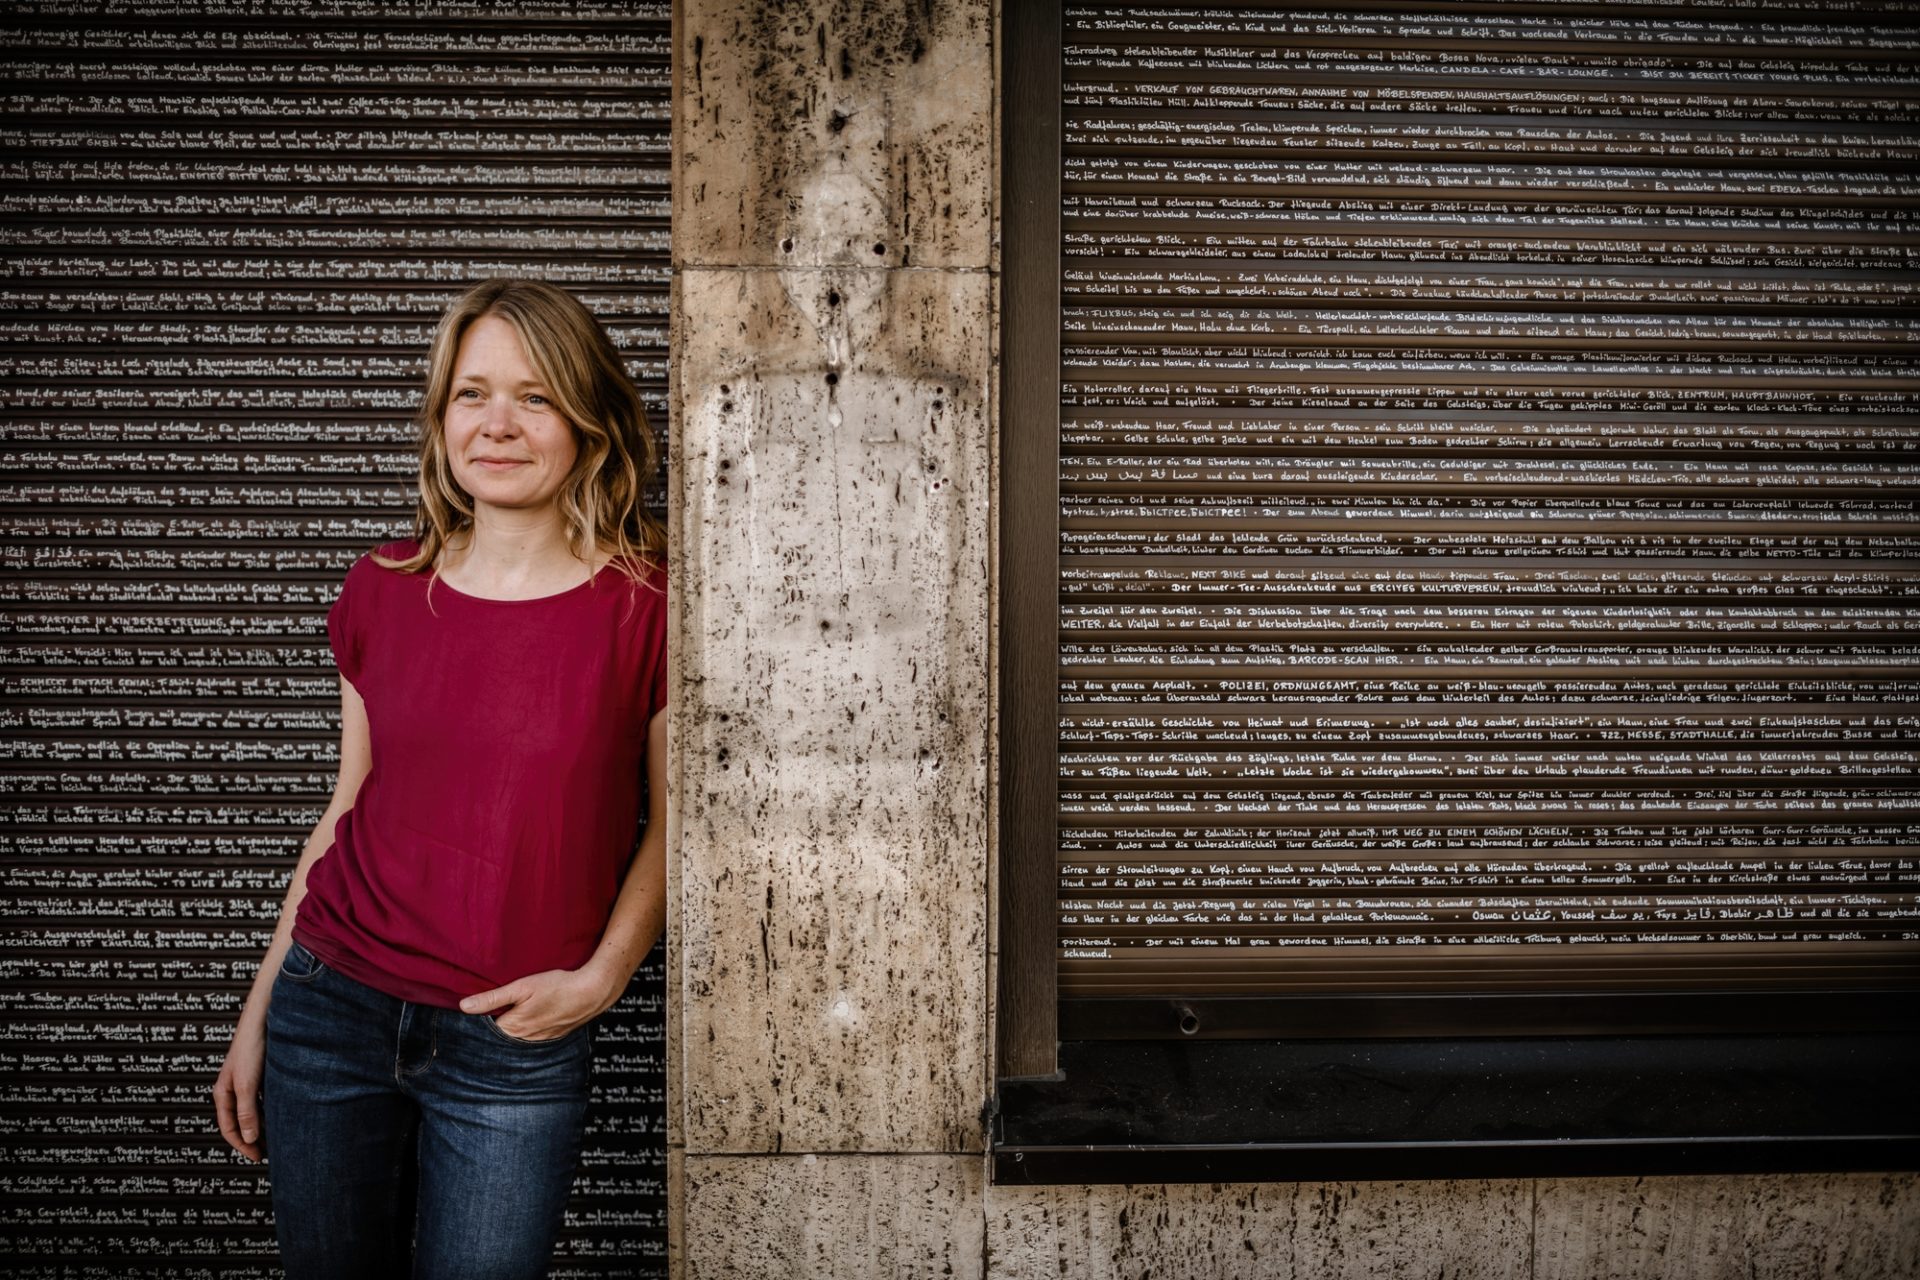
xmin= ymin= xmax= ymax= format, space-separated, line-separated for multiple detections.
xmin=279 ymin=939 xmax=328 ymax=984
xmin=478 ymin=1011 xmax=588 ymax=1048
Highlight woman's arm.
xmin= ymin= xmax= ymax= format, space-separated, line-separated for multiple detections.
xmin=458 ymin=705 xmax=668 ymax=1037
xmin=211 ymin=676 xmax=372 ymax=1161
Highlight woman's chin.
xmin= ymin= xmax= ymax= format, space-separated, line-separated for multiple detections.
xmin=459 ymin=477 xmax=552 ymax=510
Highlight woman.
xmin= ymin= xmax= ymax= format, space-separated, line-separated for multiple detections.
xmin=210 ymin=278 xmax=670 ymax=1278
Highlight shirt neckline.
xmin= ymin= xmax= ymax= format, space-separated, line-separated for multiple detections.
xmin=429 ymin=561 xmax=613 ymax=606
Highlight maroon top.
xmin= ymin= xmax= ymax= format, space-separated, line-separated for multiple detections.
xmin=293 ymin=538 xmax=668 ymax=1008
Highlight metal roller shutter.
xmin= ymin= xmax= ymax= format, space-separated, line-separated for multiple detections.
xmin=0 ymin=4 xmax=670 ymax=1272
xmin=1049 ymin=2 xmax=1920 ymax=1018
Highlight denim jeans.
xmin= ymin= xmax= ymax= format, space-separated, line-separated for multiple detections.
xmin=262 ymin=938 xmax=594 ymax=1280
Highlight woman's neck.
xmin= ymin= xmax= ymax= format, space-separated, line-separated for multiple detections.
xmin=438 ymin=515 xmax=605 ymax=597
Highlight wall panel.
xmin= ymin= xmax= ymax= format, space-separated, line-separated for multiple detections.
xmin=1048 ymin=2 xmax=1920 ymax=1011
xmin=0 ymin=4 xmax=671 ymax=1274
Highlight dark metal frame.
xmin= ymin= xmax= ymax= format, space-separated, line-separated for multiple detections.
xmin=1060 ymin=991 xmax=1920 ymax=1040
xmin=996 ymin=1137 xmax=1920 ymax=1187
xmin=996 ymin=0 xmax=1064 ymax=1083
xmin=990 ymin=0 xmax=1920 ymax=1182
xmin=995 ymin=1035 xmax=1920 ymax=1184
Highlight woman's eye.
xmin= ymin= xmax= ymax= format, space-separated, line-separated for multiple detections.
xmin=455 ymin=387 xmax=481 ymax=400
xmin=526 ymin=395 xmax=549 ymax=407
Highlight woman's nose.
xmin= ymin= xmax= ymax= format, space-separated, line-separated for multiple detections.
xmin=482 ymin=395 xmax=517 ymax=435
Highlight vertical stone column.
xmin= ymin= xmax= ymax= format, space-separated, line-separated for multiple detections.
xmin=668 ymin=2 xmax=994 ymax=1275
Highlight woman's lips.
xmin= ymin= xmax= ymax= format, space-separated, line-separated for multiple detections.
xmin=474 ymin=459 xmax=528 ymax=470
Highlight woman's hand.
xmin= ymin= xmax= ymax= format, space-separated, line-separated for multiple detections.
xmin=458 ymin=963 xmax=626 ymax=1041
xmin=213 ymin=1014 xmax=267 ymax=1163
xmin=462 ymin=708 xmax=667 ymax=1043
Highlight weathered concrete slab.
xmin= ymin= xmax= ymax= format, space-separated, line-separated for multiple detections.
xmin=684 ymin=1154 xmax=986 ymax=1279
xmin=675 ymin=0 xmax=992 ymax=270
xmin=1534 ymin=1172 xmax=1920 ymax=1280
xmin=671 ymin=265 xmax=991 ymax=1154
xmin=985 ymin=1179 xmax=1534 ymax=1280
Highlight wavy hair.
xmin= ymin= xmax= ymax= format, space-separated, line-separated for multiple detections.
xmin=372 ymin=278 xmax=665 ymax=594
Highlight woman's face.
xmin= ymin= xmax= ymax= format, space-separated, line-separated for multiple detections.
xmin=442 ymin=313 xmax=579 ymax=516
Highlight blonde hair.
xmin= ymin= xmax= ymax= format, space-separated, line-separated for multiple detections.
xmin=373 ymin=278 xmax=665 ymax=592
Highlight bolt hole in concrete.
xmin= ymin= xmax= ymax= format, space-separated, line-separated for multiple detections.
xmin=825 ymin=371 xmax=838 ymax=386
xmin=872 ymin=242 xmax=885 ymax=254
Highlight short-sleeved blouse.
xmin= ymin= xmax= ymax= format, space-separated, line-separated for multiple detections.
xmin=292 ymin=537 xmax=668 ymax=1007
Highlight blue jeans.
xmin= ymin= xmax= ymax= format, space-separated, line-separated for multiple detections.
xmin=262 ymin=938 xmax=594 ymax=1280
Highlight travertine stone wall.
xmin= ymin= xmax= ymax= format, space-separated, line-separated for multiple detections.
xmin=668 ymin=1 xmax=994 ymax=1270
xmin=983 ymin=1175 xmax=1920 ymax=1280
xmin=672 ymin=265 xmax=990 ymax=1155
xmin=666 ymin=3 xmax=1919 ymax=1277
xmin=984 ymin=1180 xmax=1534 ymax=1280
xmin=688 ymin=1155 xmax=986 ymax=1277
xmin=1530 ymin=1174 xmax=1920 ymax=1280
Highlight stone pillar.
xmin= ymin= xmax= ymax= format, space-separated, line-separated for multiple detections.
xmin=668 ymin=2 xmax=994 ymax=1275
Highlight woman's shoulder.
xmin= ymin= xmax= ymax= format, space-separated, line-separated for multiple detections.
xmin=602 ymin=554 xmax=668 ymax=642
xmin=352 ymin=538 xmax=424 ymax=576
xmin=372 ymin=536 xmax=424 ymax=563
xmin=605 ymin=549 xmax=667 ymax=591
xmin=337 ymin=538 xmax=425 ymax=595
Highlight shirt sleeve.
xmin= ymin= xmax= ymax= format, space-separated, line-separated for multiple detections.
xmin=640 ymin=561 xmax=668 ymax=724
xmin=325 ymin=559 xmax=365 ymax=686
xmin=649 ymin=637 xmax=668 ymax=723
